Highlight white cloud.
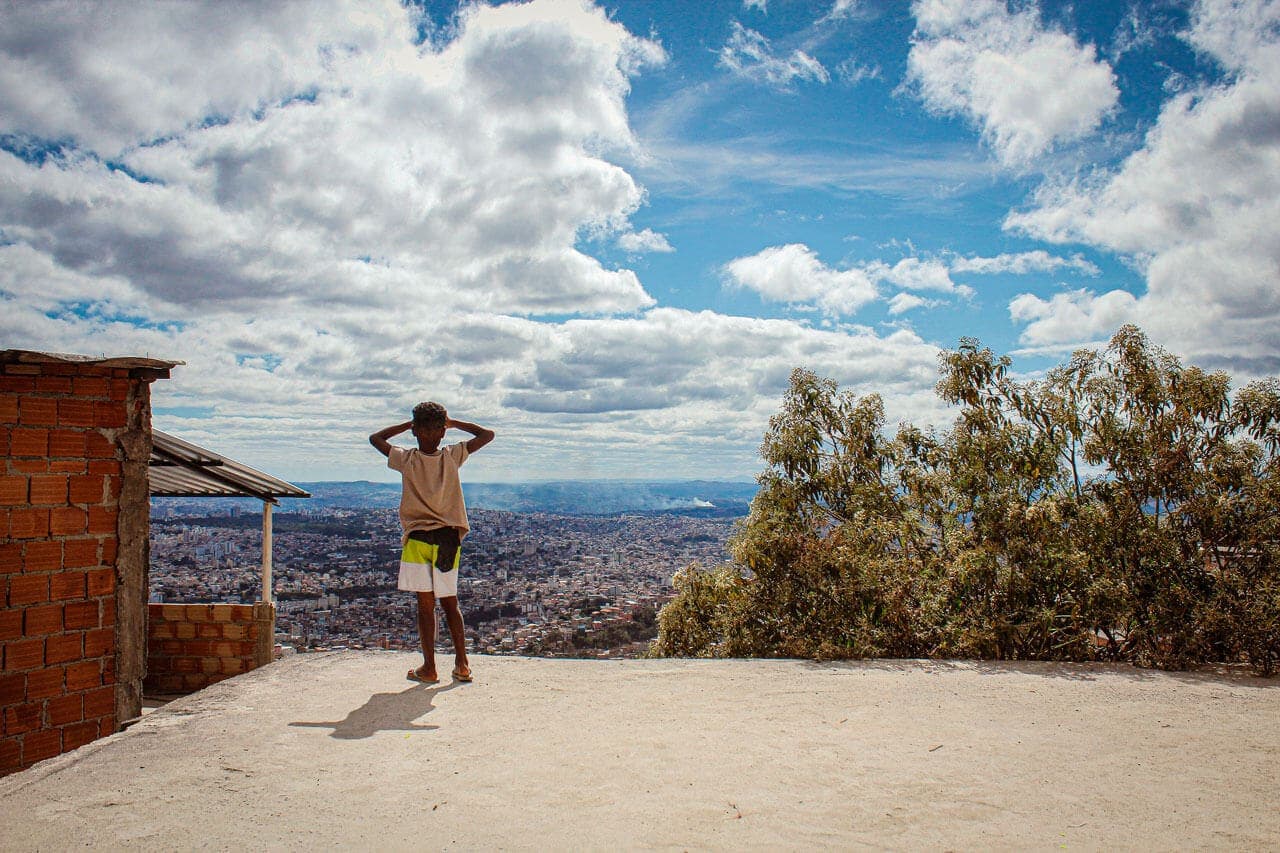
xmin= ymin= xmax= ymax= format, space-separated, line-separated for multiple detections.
xmin=1008 ymin=288 xmax=1139 ymax=348
xmin=888 ymin=293 xmax=933 ymax=314
xmin=718 ymin=22 xmax=830 ymax=88
xmin=724 ymin=244 xmax=877 ymax=315
xmin=950 ymin=250 xmax=1099 ymax=276
xmin=907 ymin=0 xmax=1119 ymax=167
xmin=0 ymin=0 xmax=664 ymax=319
xmin=1004 ymin=0 xmax=1280 ymax=369
xmin=836 ymin=60 xmax=881 ymax=85
xmin=743 ymin=0 xmax=768 ymax=12
xmin=870 ymin=257 xmax=973 ymax=298
xmin=617 ymin=228 xmax=675 ymax=253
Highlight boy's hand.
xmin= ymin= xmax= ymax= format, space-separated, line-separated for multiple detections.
xmin=442 ymin=416 xmax=495 ymax=453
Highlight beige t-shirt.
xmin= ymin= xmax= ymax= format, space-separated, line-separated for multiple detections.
xmin=387 ymin=442 xmax=470 ymax=543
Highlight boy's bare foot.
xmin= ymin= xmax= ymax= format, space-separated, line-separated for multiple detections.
xmin=407 ymin=665 xmax=439 ymax=684
xmin=451 ymin=664 xmax=472 ymax=683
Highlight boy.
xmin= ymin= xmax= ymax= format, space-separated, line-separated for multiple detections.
xmin=370 ymin=402 xmax=494 ymax=684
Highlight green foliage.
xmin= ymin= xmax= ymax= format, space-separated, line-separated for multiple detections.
xmin=654 ymin=326 xmax=1280 ymax=674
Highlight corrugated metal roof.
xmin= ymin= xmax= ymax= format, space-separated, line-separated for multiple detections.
xmin=150 ymin=429 xmax=310 ymax=502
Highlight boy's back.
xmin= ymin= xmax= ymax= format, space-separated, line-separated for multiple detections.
xmin=388 ymin=442 xmax=470 ymax=541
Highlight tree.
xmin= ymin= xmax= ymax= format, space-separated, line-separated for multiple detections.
xmin=653 ymin=326 xmax=1280 ymax=674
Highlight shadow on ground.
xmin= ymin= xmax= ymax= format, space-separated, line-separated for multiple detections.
xmin=289 ymin=680 xmax=463 ymax=739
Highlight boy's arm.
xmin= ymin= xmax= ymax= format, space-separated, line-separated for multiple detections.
xmin=369 ymin=421 xmax=413 ymax=457
xmin=447 ymin=418 xmax=496 ymax=454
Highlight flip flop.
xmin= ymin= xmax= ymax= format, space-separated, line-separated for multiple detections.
xmin=407 ymin=668 xmax=439 ymax=684
xmin=452 ymin=667 xmax=473 ymax=683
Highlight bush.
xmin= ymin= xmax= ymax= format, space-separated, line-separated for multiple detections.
xmin=653 ymin=326 xmax=1280 ymax=674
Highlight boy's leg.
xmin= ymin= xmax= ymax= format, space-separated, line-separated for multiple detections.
xmin=415 ymin=591 xmax=438 ymax=679
xmin=439 ymin=596 xmax=469 ymax=675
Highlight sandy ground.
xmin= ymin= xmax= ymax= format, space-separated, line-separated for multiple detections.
xmin=2 ymin=652 xmax=1277 ymax=851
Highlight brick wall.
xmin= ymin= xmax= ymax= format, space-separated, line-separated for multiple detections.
xmin=145 ymin=603 xmax=275 ymax=694
xmin=1 ymin=352 xmax=171 ymax=776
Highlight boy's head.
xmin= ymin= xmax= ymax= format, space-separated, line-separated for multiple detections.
xmin=412 ymin=401 xmax=448 ymax=434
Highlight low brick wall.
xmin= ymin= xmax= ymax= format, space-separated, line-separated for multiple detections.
xmin=145 ymin=603 xmax=275 ymax=695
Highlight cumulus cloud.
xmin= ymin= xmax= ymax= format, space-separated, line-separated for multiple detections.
xmin=869 ymin=257 xmax=973 ymax=298
xmin=1004 ymin=0 xmax=1280 ymax=368
xmin=0 ymin=0 xmax=663 ymax=318
xmin=888 ymin=293 xmax=933 ymax=314
xmin=1008 ymin=288 xmax=1139 ymax=347
xmin=718 ymin=22 xmax=830 ymax=88
xmin=907 ymin=0 xmax=1119 ymax=167
xmin=617 ymin=228 xmax=675 ymax=253
xmin=723 ymin=244 xmax=877 ymax=315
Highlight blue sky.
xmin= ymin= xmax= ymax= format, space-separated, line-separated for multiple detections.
xmin=2 ymin=0 xmax=1277 ymax=481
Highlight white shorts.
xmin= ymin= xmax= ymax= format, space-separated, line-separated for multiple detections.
xmin=397 ymin=535 xmax=460 ymax=598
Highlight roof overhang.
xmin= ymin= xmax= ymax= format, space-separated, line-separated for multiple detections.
xmin=149 ymin=429 xmax=310 ymax=503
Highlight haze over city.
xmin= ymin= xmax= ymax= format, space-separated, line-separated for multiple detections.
xmin=2 ymin=0 xmax=1277 ymax=482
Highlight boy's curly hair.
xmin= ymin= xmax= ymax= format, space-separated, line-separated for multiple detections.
xmin=412 ymin=401 xmax=447 ymax=429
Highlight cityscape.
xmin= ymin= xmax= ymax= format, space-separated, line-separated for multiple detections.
xmin=149 ymin=496 xmax=744 ymax=659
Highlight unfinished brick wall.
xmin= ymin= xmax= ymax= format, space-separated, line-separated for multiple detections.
xmin=145 ymin=603 xmax=275 ymax=694
xmin=1 ymin=352 xmax=172 ymax=776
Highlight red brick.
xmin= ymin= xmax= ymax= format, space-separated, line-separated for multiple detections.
xmin=65 ymin=660 xmax=100 ymax=690
xmin=9 ymin=427 xmax=48 ymax=456
xmin=69 ymin=475 xmax=105 ymax=504
xmin=84 ymin=432 xmax=116 ymax=459
xmin=47 ymin=693 xmax=83 ymax=726
xmin=22 ymin=540 xmax=62 ymax=572
xmin=0 ymin=375 xmax=36 ymax=393
xmin=196 ymin=623 xmax=220 ymax=639
xmin=57 ymin=399 xmax=94 ymax=427
xmin=0 ymin=543 xmax=21 ymax=574
xmin=98 ymin=716 xmax=116 ymax=737
xmin=26 ymin=667 xmax=64 ymax=700
xmin=63 ymin=538 xmax=100 ymax=568
xmin=46 ymin=363 xmax=78 ymax=376
xmin=45 ymin=632 xmax=83 ymax=664
xmin=33 ymin=376 xmax=72 ymax=393
xmin=23 ymin=604 xmax=64 ymax=635
xmin=4 ymin=638 xmax=44 ymax=670
xmin=50 ymin=571 xmax=86 ymax=601
xmin=18 ymin=397 xmax=58 ymax=426
xmin=28 ymin=474 xmax=67 ymax=506
xmin=0 ymin=475 xmax=27 ymax=504
xmin=0 ymin=737 xmax=19 ymax=772
xmin=62 ymin=720 xmax=100 ymax=751
xmin=0 ymin=394 xmax=17 ymax=424
xmin=86 ymin=568 xmax=114 ymax=596
xmin=0 ymin=672 xmax=24 ymax=705
xmin=83 ymin=685 xmax=114 ymax=718
xmin=8 ymin=573 xmax=50 ymax=606
xmin=0 ymin=509 xmax=9 ymax=538
xmin=87 ymin=459 xmax=120 ymax=475
xmin=100 ymin=538 xmax=117 ymax=565
xmin=10 ymin=458 xmax=47 ymax=474
xmin=22 ymin=728 xmax=61 ymax=764
xmin=101 ymin=602 xmax=115 ymax=626
xmin=71 ymin=377 xmax=110 ymax=397
xmin=86 ymin=506 xmax=116 ymax=535
xmin=0 ymin=610 xmax=20 ymax=641
xmin=4 ymin=364 xmax=41 ymax=375
xmin=8 ymin=508 xmax=49 ymax=539
xmin=64 ymin=600 xmax=99 ymax=630
xmin=93 ymin=401 xmax=126 ymax=428
xmin=109 ymin=379 xmax=129 ymax=401
xmin=221 ymin=658 xmax=245 ymax=675
xmin=49 ymin=459 xmax=86 ymax=474
xmin=4 ymin=703 xmax=40 ymax=735
xmin=84 ymin=627 xmax=113 ymax=657
xmin=46 ymin=428 xmax=84 ymax=458
xmin=50 ymin=506 xmax=87 ymax=536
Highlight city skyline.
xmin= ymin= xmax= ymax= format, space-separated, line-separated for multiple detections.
xmin=3 ymin=1 xmax=1277 ymax=482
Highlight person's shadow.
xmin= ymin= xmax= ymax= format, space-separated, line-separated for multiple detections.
xmin=289 ymin=680 xmax=463 ymax=739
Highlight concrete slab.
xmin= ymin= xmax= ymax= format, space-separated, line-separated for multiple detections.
xmin=2 ymin=652 xmax=1277 ymax=850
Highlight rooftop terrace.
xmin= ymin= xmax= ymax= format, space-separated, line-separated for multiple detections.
xmin=2 ymin=653 xmax=1277 ymax=849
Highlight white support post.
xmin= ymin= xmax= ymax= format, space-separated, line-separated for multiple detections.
xmin=261 ymin=501 xmax=273 ymax=603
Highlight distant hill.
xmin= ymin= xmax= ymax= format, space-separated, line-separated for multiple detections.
xmin=152 ymin=480 xmax=757 ymax=517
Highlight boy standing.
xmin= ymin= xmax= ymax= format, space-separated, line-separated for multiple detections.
xmin=370 ymin=402 xmax=494 ymax=684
